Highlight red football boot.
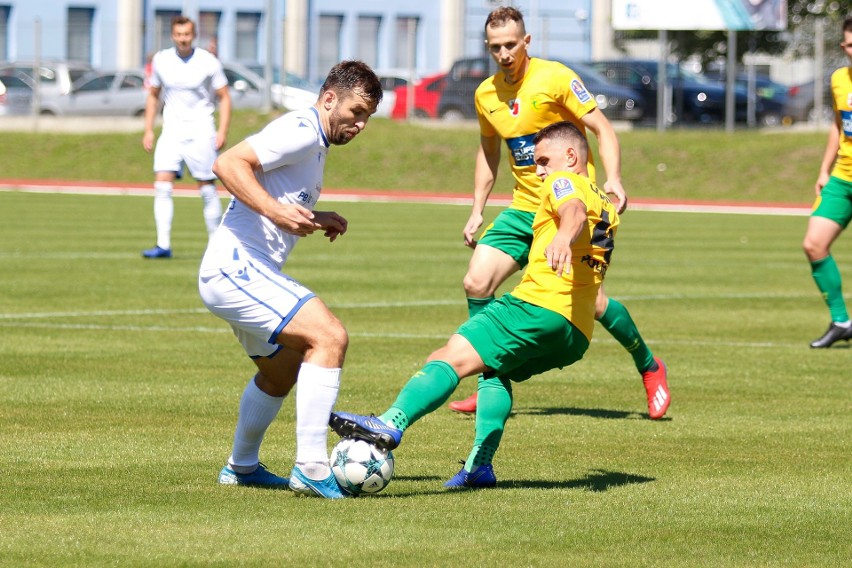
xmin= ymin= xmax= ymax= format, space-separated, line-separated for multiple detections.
xmin=642 ymin=357 xmax=670 ymax=420
xmin=448 ymin=392 xmax=478 ymax=414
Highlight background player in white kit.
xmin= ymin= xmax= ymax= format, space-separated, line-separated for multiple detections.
xmin=141 ymin=15 xmax=231 ymax=259
xmin=198 ymin=60 xmax=383 ymax=499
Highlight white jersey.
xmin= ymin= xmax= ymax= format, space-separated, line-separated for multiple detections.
xmin=202 ymin=107 xmax=330 ymax=272
xmin=151 ymin=47 xmax=227 ymax=135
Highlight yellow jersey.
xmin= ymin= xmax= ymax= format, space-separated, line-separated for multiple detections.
xmin=511 ymin=171 xmax=620 ymax=340
xmin=474 ymin=58 xmax=599 ymax=212
xmin=831 ymin=67 xmax=852 ymax=182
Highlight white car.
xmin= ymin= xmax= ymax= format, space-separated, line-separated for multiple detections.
xmin=228 ymin=62 xmax=320 ymax=111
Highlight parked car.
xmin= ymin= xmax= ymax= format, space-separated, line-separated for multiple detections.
xmin=390 ymin=72 xmax=447 ymax=120
xmin=0 ymin=60 xmax=93 ymax=100
xmin=559 ymin=60 xmax=645 ymax=122
xmin=783 ymin=76 xmax=834 ymax=124
xmin=588 ymin=59 xmax=753 ymax=124
xmin=372 ymin=69 xmax=420 ymax=117
xmin=707 ymin=70 xmax=789 ymax=126
xmin=36 ymin=69 xmax=147 ymax=116
xmin=435 ymin=57 xmax=644 ymax=122
xmin=0 ymin=73 xmax=33 ymax=116
xmin=244 ymin=64 xmax=322 ymax=110
xmin=436 ymin=57 xmax=494 ymax=121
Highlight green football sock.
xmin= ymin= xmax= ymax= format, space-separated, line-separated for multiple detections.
xmin=598 ymin=298 xmax=655 ymax=374
xmin=467 ymin=296 xmax=495 ymax=319
xmin=464 ymin=375 xmax=513 ymax=471
xmin=811 ymin=255 xmax=850 ymax=322
xmin=379 ymin=360 xmax=460 ymax=431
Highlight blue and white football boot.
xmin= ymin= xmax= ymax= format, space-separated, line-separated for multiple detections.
xmin=289 ymin=466 xmax=349 ymax=499
xmin=328 ymin=412 xmax=403 ymax=451
xmin=218 ymin=463 xmax=290 ymax=489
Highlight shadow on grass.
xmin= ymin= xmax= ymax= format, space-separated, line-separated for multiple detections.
xmin=380 ymin=469 xmax=655 ymax=498
xmin=512 ymin=406 xmax=672 ymax=422
xmin=500 ymin=469 xmax=655 ymax=492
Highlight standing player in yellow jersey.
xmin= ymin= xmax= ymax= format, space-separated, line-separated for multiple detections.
xmin=329 ymin=121 xmax=619 ymax=488
xmin=449 ymin=6 xmax=669 ymax=419
xmin=802 ymin=16 xmax=852 ymax=348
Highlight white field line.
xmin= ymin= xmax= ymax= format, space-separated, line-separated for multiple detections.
xmin=0 ymin=320 xmax=804 ymax=348
xmin=0 ymin=182 xmax=811 ymax=216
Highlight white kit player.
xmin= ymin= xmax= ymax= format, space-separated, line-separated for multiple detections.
xmin=198 ymin=61 xmax=383 ymax=499
xmin=141 ymin=15 xmax=231 ymax=259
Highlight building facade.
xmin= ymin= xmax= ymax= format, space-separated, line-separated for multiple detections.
xmin=0 ymin=0 xmax=599 ymax=81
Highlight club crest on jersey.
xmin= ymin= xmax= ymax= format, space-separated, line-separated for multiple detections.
xmin=571 ymin=79 xmax=591 ymax=104
xmin=552 ymin=177 xmax=575 ymax=199
xmin=847 ymin=92 xmax=852 ymax=108
xmin=508 ymin=98 xmax=521 ymax=117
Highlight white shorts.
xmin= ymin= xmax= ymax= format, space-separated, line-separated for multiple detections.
xmin=198 ymin=248 xmax=315 ymax=358
xmin=153 ymin=125 xmax=217 ymax=180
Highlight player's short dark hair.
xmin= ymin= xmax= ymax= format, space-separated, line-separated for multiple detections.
xmin=534 ymin=121 xmax=589 ymax=160
xmin=320 ymin=60 xmax=383 ymax=106
xmin=485 ymin=6 xmax=526 ymax=35
xmin=843 ymin=16 xmax=852 ymax=34
xmin=171 ymin=15 xmax=194 ymax=32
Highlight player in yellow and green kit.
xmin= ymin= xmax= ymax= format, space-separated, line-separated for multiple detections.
xmin=449 ymin=6 xmax=669 ymax=419
xmin=329 ymin=121 xmax=619 ymax=488
xmin=802 ymin=16 xmax=852 ymax=348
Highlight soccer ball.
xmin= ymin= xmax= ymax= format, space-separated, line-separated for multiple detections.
xmin=330 ymin=437 xmax=394 ymax=496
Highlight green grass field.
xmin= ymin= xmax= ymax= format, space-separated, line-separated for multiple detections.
xmin=0 ymin=190 xmax=849 ymax=567
xmin=0 ymin=113 xmax=831 ymax=204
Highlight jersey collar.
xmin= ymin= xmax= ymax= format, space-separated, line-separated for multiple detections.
xmin=310 ymin=107 xmax=330 ymax=148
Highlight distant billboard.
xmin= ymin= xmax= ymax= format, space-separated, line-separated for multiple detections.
xmin=612 ymin=0 xmax=787 ymax=31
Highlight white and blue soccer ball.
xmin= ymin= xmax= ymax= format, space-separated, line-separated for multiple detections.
xmin=330 ymin=437 xmax=394 ymax=496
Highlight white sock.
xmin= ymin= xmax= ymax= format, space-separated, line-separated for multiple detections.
xmin=295 ymin=363 xmax=341 ymax=479
xmin=199 ymin=183 xmax=222 ymax=237
xmin=837 ymin=321 xmax=852 ymax=328
xmin=153 ymin=181 xmax=174 ymax=250
xmin=228 ymin=376 xmax=284 ymax=473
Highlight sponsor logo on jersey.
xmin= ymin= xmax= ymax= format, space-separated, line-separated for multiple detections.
xmin=571 ymin=79 xmax=591 ymax=104
xmin=506 ymin=134 xmax=536 ymax=166
xmin=297 ymin=190 xmax=317 ymax=206
xmin=843 ymin=110 xmax=852 ymax=138
xmin=509 ymin=98 xmax=521 ymax=116
xmin=552 ymin=177 xmax=575 ymax=199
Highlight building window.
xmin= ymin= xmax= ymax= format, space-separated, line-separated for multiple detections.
xmin=199 ymin=11 xmax=221 ymax=57
xmin=235 ymin=12 xmax=261 ymax=61
xmin=317 ymin=14 xmax=343 ymax=78
xmin=394 ymin=16 xmax=418 ymax=69
xmin=357 ymin=16 xmax=381 ymax=69
xmin=154 ymin=10 xmax=180 ymax=52
xmin=67 ymin=7 xmax=94 ymax=63
xmin=0 ymin=6 xmax=9 ymax=61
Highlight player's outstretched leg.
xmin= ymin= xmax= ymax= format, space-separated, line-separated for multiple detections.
xmin=598 ymin=298 xmax=671 ymax=419
xmin=444 ymin=375 xmax=511 ymax=490
xmin=328 ymin=412 xmax=403 ymax=451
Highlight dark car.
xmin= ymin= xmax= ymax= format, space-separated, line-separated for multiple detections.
xmin=436 ymin=57 xmax=493 ymax=121
xmin=589 ymin=59 xmax=754 ymax=125
xmin=436 ymin=56 xmax=645 ymax=122
xmin=707 ymin=70 xmax=789 ymax=126
xmin=558 ymin=60 xmax=644 ymax=122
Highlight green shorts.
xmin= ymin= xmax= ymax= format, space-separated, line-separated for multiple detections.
xmin=812 ymin=176 xmax=852 ymax=229
xmin=478 ymin=208 xmax=536 ymax=268
xmin=456 ymin=294 xmax=590 ymax=383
